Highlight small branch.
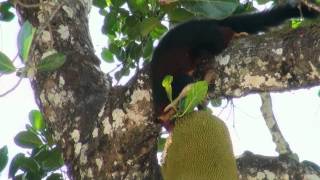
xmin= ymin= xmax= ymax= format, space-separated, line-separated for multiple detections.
xmin=259 ymin=92 xmax=293 ymax=155
xmin=301 ymin=0 xmax=320 ymax=13
xmin=0 ymin=77 xmax=23 ymax=97
xmin=16 ymin=0 xmax=40 ymax=8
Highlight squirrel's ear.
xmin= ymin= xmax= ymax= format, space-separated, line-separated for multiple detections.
xmin=161 ymin=110 xmax=238 ymax=180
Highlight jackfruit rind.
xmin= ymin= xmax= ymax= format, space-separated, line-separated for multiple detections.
xmin=162 ymin=111 xmax=238 ymax=180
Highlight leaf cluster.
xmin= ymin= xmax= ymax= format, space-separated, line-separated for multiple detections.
xmin=7 ymin=110 xmax=64 ymax=180
xmin=92 ymin=0 xmax=261 ymax=81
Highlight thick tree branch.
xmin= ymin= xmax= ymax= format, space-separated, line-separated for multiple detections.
xmin=206 ymin=24 xmax=320 ymax=98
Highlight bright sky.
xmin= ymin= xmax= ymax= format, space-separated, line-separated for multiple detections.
xmin=0 ymin=5 xmax=320 ymax=179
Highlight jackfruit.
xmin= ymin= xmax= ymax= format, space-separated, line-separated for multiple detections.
xmin=162 ymin=110 xmax=238 ymax=180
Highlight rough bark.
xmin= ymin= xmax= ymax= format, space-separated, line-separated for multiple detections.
xmin=15 ymin=0 xmax=320 ymax=179
xmin=237 ymin=151 xmax=320 ymax=180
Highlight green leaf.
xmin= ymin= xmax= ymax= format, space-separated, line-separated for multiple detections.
xmin=150 ymin=24 xmax=167 ymax=39
xmin=143 ymin=37 xmax=153 ymax=59
xmin=256 ymin=0 xmax=271 ymax=5
xmin=0 ymin=1 xmax=14 ymax=22
xmin=291 ymin=19 xmax=302 ymax=29
xmin=14 ymin=131 xmax=43 ymax=149
xmin=140 ymin=17 xmax=162 ymax=37
xmin=103 ymin=11 xmax=118 ymax=35
xmin=9 ymin=154 xmax=40 ymax=178
xmin=29 ymin=110 xmax=45 ymax=131
xmin=46 ymin=173 xmax=63 ymax=180
xmin=157 ymin=137 xmax=166 ymax=152
xmin=41 ymin=148 xmax=64 ymax=171
xmin=93 ymin=0 xmax=108 ymax=8
xmin=128 ymin=0 xmax=148 ymax=13
xmin=34 ymin=148 xmax=64 ymax=171
xmin=37 ymin=53 xmax=66 ymax=72
xmin=318 ymin=89 xmax=320 ymax=97
xmin=162 ymin=75 xmax=173 ymax=102
xmin=0 ymin=51 xmax=15 ymax=74
xmin=210 ymin=98 xmax=222 ymax=107
xmin=9 ymin=153 xmax=24 ymax=178
xmin=0 ymin=146 xmax=8 ymax=173
xmin=111 ymin=0 xmax=126 ymax=7
xmin=101 ymin=48 xmax=114 ymax=63
xmin=180 ymin=81 xmax=208 ymax=116
xmin=167 ymin=8 xmax=194 ymax=23
xmin=126 ymin=41 xmax=141 ymax=60
xmin=17 ymin=21 xmax=36 ymax=62
xmin=181 ymin=0 xmax=239 ymax=20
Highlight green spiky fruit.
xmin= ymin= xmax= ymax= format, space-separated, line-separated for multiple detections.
xmin=162 ymin=111 xmax=238 ymax=180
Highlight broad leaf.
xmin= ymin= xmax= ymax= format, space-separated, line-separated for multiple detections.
xmin=0 ymin=51 xmax=15 ymax=74
xmin=157 ymin=137 xmax=166 ymax=152
xmin=46 ymin=173 xmax=63 ymax=180
xmin=34 ymin=148 xmax=64 ymax=171
xmin=17 ymin=21 xmax=36 ymax=62
xmin=9 ymin=153 xmax=40 ymax=178
xmin=143 ymin=37 xmax=153 ymax=59
xmin=101 ymin=48 xmax=114 ymax=63
xmin=128 ymin=0 xmax=148 ymax=13
xmin=291 ymin=19 xmax=302 ymax=29
xmin=29 ymin=110 xmax=45 ymax=131
xmin=0 ymin=1 xmax=14 ymax=22
xmin=167 ymin=8 xmax=194 ymax=23
xmin=180 ymin=81 xmax=208 ymax=116
xmin=14 ymin=131 xmax=43 ymax=149
xmin=140 ymin=17 xmax=162 ymax=37
xmin=37 ymin=53 xmax=66 ymax=72
xmin=162 ymin=75 xmax=173 ymax=102
xmin=9 ymin=154 xmax=40 ymax=178
xmin=181 ymin=0 xmax=239 ymax=20
xmin=0 ymin=146 xmax=8 ymax=173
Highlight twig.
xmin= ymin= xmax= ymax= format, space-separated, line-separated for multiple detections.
xmin=16 ymin=0 xmax=40 ymax=8
xmin=0 ymin=77 xmax=23 ymax=97
xmin=301 ymin=0 xmax=320 ymax=13
xmin=259 ymin=92 xmax=293 ymax=155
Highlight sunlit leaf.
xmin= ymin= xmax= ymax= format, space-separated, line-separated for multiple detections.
xmin=180 ymin=81 xmax=208 ymax=116
xmin=0 ymin=51 xmax=15 ymax=74
xmin=291 ymin=19 xmax=302 ymax=29
xmin=37 ymin=53 xmax=66 ymax=72
xmin=0 ymin=146 xmax=8 ymax=173
xmin=162 ymin=75 xmax=173 ymax=102
xmin=14 ymin=131 xmax=43 ymax=149
xmin=17 ymin=21 xmax=36 ymax=62
xmin=29 ymin=110 xmax=45 ymax=131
